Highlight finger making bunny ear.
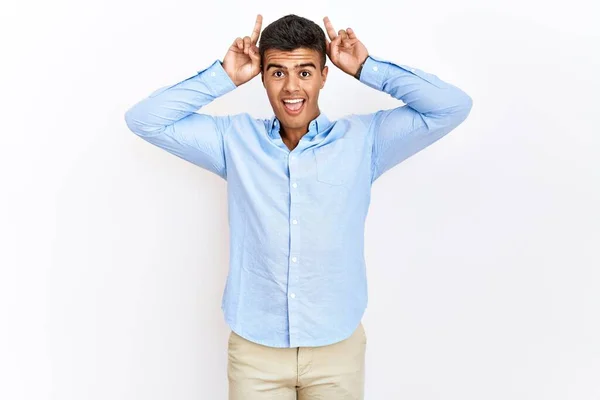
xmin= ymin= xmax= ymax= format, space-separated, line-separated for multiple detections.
xmin=251 ymin=14 xmax=263 ymax=44
xmin=322 ymin=16 xmax=369 ymax=77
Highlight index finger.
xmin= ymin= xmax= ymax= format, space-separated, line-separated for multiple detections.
xmin=250 ymin=14 xmax=263 ymax=44
xmin=323 ymin=16 xmax=337 ymax=41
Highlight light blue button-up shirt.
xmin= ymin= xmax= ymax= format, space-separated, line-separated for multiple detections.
xmin=125 ymin=55 xmax=472 ymax=348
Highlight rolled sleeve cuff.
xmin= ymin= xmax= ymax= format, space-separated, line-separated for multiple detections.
xmin=359 ymin=54 xmax=450 ymax=90
xmin=199 ymin=59 xmax=238 ymax=97
xmin=359 ymin=55 xmax=390 ymax=90
xmin=148 ymin=60 xmax=237 ymax=99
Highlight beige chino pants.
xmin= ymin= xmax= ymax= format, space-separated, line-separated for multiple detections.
xmin=227 ymin=322 xmax=367 ymax=399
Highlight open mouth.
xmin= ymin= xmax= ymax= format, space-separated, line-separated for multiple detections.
xmin=282 ymin=99 xmax=305 ymax=115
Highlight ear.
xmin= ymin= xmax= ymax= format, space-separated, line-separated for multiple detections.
xmin=320 ymin=65 xmax=329 ymax=88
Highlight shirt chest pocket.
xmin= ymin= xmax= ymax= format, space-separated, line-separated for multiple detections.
xmin=313 ymin=138 xmax=355 ymax=186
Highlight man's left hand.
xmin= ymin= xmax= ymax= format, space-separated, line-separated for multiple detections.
xmin=323 ymin=16 xmax=369 ymax=77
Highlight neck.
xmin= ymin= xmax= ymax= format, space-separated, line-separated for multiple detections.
xmin=280 ymin=109 xmax=320 ymax=143
xmin=280 ymin=125 xmax=307 ymax=143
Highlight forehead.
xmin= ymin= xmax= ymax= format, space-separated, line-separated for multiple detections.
xmin=263 ymin=48 xmax=321 ymax=66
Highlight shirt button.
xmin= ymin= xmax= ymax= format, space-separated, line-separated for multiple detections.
xmin=210 ymin=72 xmax=216 ymax=76
xmin=292 ymin=219 xmax=298 ymax=225
xmin=292 ymin=257 xmax=297 ymax=262
xmin=373 ymin=66 xmax=378 ymax=72
xmin=291 ymin=155 xmax=296 ymax=160
xmin=292 ymin=183 xmax=297 ymax=188
xmin=290 ymin=293 xmax=296 ymax=299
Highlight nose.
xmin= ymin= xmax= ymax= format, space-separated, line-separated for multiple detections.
xmin=283 ymin=74 xmax=300 ymax=93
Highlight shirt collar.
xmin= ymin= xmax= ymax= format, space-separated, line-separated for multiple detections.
xmin=269 ymin=112 xmax=331 ymax=141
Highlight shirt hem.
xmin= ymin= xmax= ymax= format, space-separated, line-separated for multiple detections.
xmin=222 ymin=306 xmax=367 ymax=348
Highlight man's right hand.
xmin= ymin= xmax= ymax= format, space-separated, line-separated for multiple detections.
xmin=223 ymin=14 xmax=263 ymax=87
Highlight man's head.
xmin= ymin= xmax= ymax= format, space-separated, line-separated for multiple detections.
xmin=258 ymin=15 xmax=329 ymax=136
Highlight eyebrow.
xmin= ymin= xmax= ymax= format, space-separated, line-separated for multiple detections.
xmin=265 ymin=62 xmax=317 ymax=71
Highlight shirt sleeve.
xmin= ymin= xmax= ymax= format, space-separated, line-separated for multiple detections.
xmin=124 ymin=60 xmax=237 ymax=180
xmin=356 ymin=55 xmax=473 ymax=183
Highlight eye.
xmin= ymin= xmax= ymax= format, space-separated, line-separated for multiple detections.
xmin=273 ymin=71 xmax=284 ymax=78
xmin=300 ymin=70 xmax=311 ymax=78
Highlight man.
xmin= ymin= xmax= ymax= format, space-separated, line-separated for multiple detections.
xmin=125 ymin=13 xmax=472 ymax=400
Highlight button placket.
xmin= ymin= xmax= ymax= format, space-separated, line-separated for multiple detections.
xmin=288 ymin=151 xmax=301 ymax=339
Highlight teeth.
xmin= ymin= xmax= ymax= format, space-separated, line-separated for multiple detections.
xmin=283 ymin=99 xmax=304 ymax=104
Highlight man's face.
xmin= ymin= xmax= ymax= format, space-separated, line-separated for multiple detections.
xmin=261 ymin=47 xmax=328 ymax=133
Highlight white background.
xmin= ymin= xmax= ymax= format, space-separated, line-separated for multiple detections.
xmin=1 ymin=0 xmax=599 ymax=398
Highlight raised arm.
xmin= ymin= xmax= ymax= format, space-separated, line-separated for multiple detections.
xmin=358 ymin=56 xmax=472 ymax=182
xmin=323 ymin=17 xmax=473 ymax=183
xmin=124 ymin=15 xmax=264 ymax=180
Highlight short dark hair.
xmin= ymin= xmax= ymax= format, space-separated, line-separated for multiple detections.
xmin=258 ymin=14 xmax=327 ymax=71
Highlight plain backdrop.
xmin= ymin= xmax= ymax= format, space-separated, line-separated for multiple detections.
xmin=1 ymin=0 xmax=599 ymax=399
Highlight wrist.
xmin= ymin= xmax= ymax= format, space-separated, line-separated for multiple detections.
xmin=353 ymin=56 xmax=369 ymax=80
xmin=221 ymin=62 xmax=239 ymax=86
